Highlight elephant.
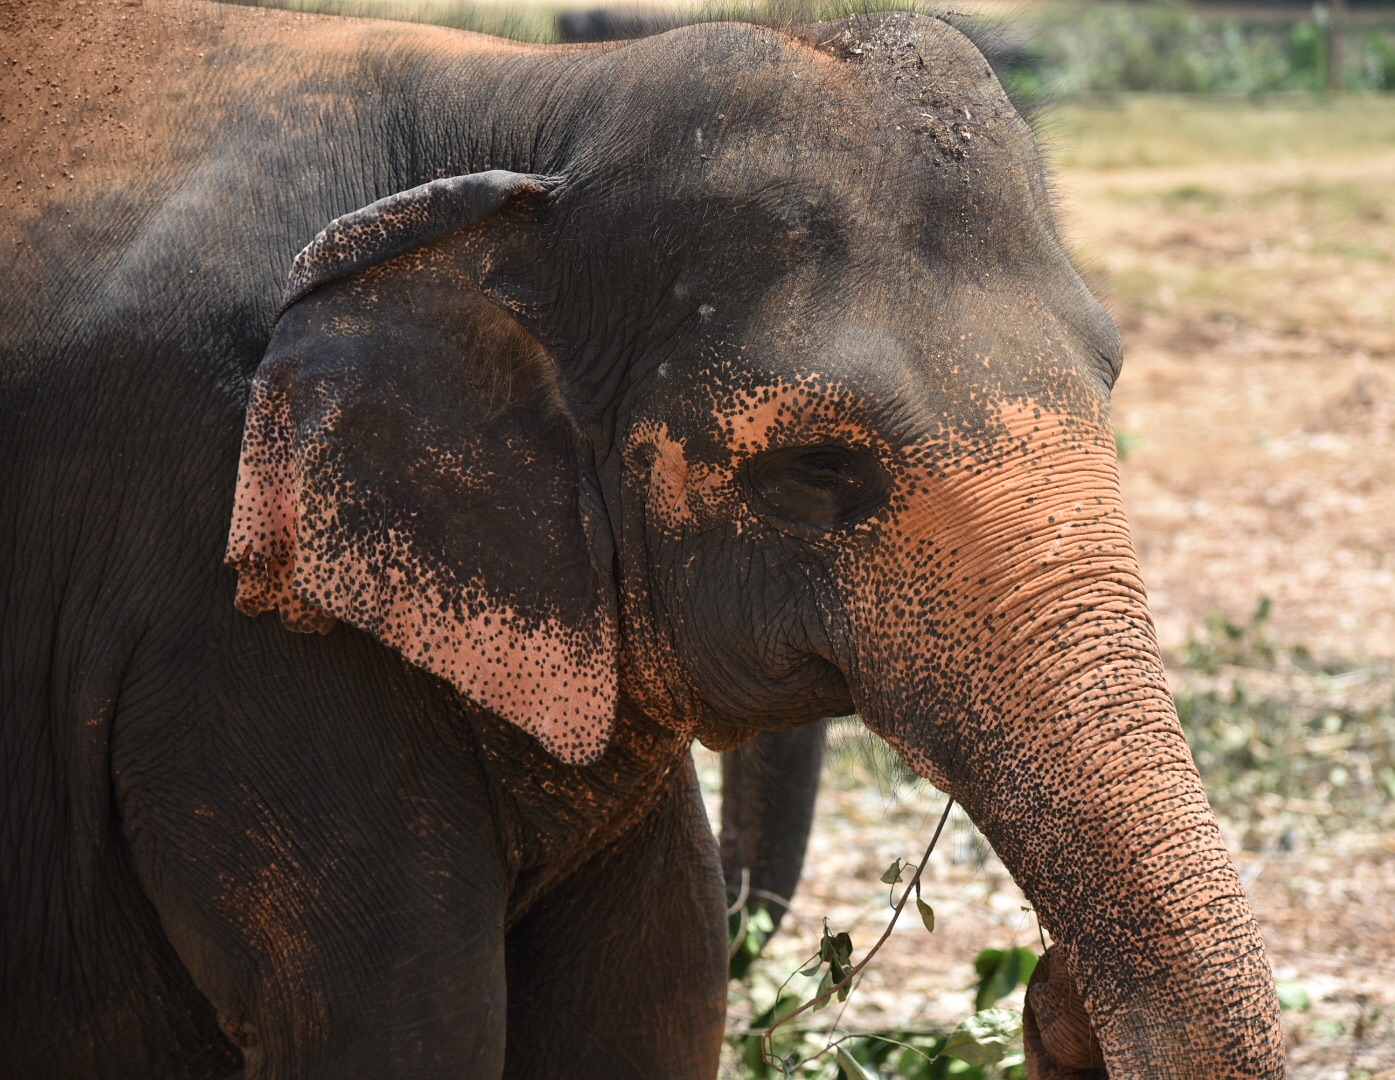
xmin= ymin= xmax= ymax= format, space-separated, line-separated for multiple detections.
xmin=720 ymin=719 xmax=827 ymax=939
xmin=1 ymin=1 xmax=1284 ymax=1077
xmin=554 ymin=5 xmax=685 ymax=44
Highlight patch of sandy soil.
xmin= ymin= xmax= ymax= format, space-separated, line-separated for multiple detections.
xmin=714 ymin=104 xmax=1395 ymax=1078
xmin=1068 ymin=127 xmax=1395 ymax=1079
xmin=1069 ymin=150 xmax=1395 ymax=666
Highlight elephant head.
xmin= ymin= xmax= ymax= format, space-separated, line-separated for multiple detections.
xmin=227 ymin=14 xmax=1283 ymax=1075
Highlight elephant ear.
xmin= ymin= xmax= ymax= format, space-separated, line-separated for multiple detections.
xmin=227 ymin=170 xmax=621 ymax=765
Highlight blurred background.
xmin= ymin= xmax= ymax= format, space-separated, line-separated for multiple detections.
xmin=245 ymin=0 xmax=1394 ymax=1074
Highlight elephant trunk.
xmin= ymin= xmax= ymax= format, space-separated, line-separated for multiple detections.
xmin=954 ymin=649 xmax=1280 ymax=1077
xmin=845 ymin=403 xmax=1284 ymax=1076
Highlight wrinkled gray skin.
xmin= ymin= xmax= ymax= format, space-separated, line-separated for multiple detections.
xmin=569 ymin=7 xmax=1024 ymax=957
xmin=1 ymin=3 xmax=1283 ymax=1079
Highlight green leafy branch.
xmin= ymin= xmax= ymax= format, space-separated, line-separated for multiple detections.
xmin=731 ymin=934 xmax=1042 ymax=1079
xmin=725 ymin=788 xmax=1050 ymax=1078
xmin=758 ymin=798 xmax=954 ymax=1070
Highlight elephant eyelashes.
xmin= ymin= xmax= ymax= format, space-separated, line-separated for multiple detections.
xmin=746 ymin=444 xmax=890 ymax=534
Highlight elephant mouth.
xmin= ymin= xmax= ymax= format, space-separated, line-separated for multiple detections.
xmin=1023 ymin=947 xmax=1107 ymax=1079
xmin=688 ymin=650 xmax=854 ymax=751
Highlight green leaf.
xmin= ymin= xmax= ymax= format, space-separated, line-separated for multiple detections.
xmin=881 ymin=858 xmax=906 ymax=884
xmin=973 ymin=948 xmax=1004 ymax=979
xmin=1276 ymin=980 xmax=1312 ymax=1012
xmin=813 ymin=969 xmax=833 ymax=1012
xmin=974 ymin=947 xmax=1038 ymax=1010
xmin=834 ymin=1044 xmax=879 ymax=1080
xmin=749 ymin=906 xmax=776 ymax=935
xmin=896 ymin=1045 xmax=939 ymax=1080
xmin=941 ymin=1007 xmax=1023 ymax=1067
xmin=800 ymin=961 xmax=824 ymax=978
xmin=832 ymin=931 xmax=854 ymax=967
xmin=916 ymin=896 xmax=936 ymax=932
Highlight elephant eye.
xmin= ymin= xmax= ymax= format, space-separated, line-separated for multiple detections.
xmin=745 ymin=444 xmax=890 ymax=533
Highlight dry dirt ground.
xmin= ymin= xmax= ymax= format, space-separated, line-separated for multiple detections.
xmin=703 ymin=95 xmax=1395 ymax=1078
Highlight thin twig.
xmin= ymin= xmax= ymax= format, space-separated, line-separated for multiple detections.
xmin=771 ymin=950 xmax=824 ymax=1008
xmin=730 ymin=870 xmax=753 ymax=965
xmin=728 ymin=907 xmax=749 ymax=962
xmin=727 ymin=867 xmax=752 ymax=917
xmin=727 ymin=869 xmax=752 ymax=961
xmin=761 ymin=797 xmax=955 ymax=1065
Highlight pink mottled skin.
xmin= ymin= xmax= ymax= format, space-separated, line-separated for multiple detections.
xmin=229 ymin=445 xmax=619 ymax=762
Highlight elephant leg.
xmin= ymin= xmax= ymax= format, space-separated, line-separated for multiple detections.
xmin=503 ymin=758 xmax=728 ymax=1080
xmin=114 ymin=619 xmax=514 ymax=1079
xmin=719 ymin=718 xmax=827 ymax=932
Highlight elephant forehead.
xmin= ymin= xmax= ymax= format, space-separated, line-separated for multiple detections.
xmin=706 ymin=377 xmax=883 ymax=452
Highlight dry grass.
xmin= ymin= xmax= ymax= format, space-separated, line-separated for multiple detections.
xmin=1049 ymin=95 xmax=1395 ymax=170
xmin=1055 ymin=96 xmax=1395 ymax=667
